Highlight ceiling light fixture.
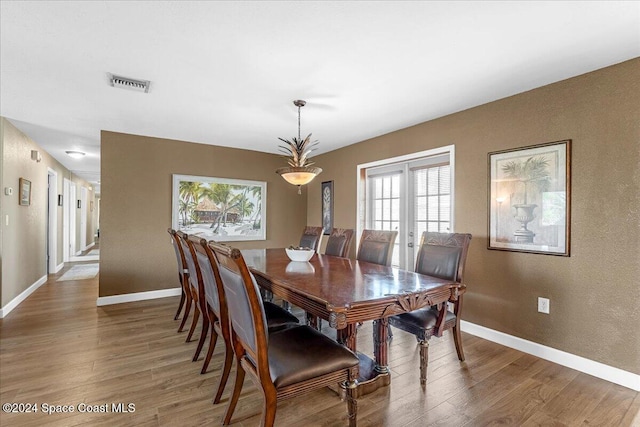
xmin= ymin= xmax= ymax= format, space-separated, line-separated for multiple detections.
xmin=65 ymin=150 xmax=86 ymax=159
xmin=276 ymin=100 xmax=322 ymax=194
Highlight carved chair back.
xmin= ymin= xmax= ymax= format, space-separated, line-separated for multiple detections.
xmin=356 ymin=229 xmax=398 ymax=266
xmin=324 ymin=228 xmax=355 ymax=258
xmin=299 ymin=226 xmax=324 ymax=251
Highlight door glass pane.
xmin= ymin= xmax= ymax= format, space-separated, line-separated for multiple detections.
xmin=392 ymin=175 xmax=400 ymax=197
xmin=368 ymin=173 xmax=402 ymax=266
xmin=427 ymin=196 xmax=439 ymax=220
xmin=391 ymin=199 xmax=400 ymax=221
xmin=413 ymin=164 xmax=452 ymax=263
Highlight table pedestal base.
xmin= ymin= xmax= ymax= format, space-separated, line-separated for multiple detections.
xmin=338 ymin=352 xmax=391 ymax=398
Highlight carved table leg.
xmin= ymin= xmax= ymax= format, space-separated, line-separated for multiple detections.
xmin=336 ymin=323 xmax=357 ymax=350
xmin=373 ymin=318 xmax=390 ymax=375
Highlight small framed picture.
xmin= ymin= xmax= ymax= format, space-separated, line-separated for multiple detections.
xmin=19 ymin=178 xmax=31 ymax=206
xmin=321 ymin=181 xmax=334 ymax=235
xmin=58 ymin=194 xmax=63 ymax=206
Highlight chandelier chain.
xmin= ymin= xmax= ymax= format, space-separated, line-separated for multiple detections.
xmin=298 ymin=104 xmax=302 ymax=141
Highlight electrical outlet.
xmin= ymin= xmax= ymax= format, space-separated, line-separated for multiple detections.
xmin=538 ymin=297 xmax=550 ymax=314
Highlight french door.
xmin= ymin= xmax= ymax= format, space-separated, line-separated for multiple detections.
xmin=363 ymin=149 xmax=453 ymax=269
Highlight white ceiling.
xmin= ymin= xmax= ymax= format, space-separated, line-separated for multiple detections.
xmin=2 ymin=1 xmax=639 ymax=194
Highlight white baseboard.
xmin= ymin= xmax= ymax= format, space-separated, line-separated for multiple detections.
xmin=0 ymin=275 xmax=48 ymax=318
xmin=460 ymin=320 xmax=640 ymax=392
xmin=96 ymin=288 xmax=181 ymax=307
xmin=83 ymin=242 xmax=95 ymax=251
xmin=55 ymin=262 xmax=65 ymax=273
xmin=70 ymin=255 xmax=99 ymax=262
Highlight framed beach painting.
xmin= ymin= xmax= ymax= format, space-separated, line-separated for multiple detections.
xmin=172 ymin=174 xmax=266 ymax=241
xmin=488 ymin=140 xmax=571 ymax=256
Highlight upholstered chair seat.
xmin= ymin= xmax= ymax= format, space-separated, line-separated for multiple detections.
xmin=268 ymin=325 xmax=360 ymax=388
xmin=389 ymin=308 xmax=457 ymax=341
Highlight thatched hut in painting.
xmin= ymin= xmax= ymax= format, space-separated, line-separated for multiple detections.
xmin=194 ymin=198 xmax=219 ymax=223
xmin=194 ymin=198 xmax=241 ymax=224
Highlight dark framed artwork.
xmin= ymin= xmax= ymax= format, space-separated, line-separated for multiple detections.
xmin=58 ymin=194 xmax=63 ymax=206
xmin=19 ymin=178 xmax=31 ymax=206
xmin=321 ymin=180 xmax=333 ymax=235
xmin=488 ymin=139 xmax=571 ymax=256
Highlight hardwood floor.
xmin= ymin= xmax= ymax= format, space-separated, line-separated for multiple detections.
xmin=1 ymin=260 xmax=638 ymax=426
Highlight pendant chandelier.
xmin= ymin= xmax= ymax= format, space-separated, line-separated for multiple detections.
xmin=276 ymin=100 xmax=322 ymax=194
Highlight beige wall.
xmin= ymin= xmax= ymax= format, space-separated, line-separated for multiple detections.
xmin=0 ymin=118 xmax=95 ymax=308
xmin=99 ymin=131 xmax=307 ymax=298
xmin=306 ymin=59 xmax=640 ymax=374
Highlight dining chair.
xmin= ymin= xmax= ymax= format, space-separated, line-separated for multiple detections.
xmin=210 ymin=242 xmax=359 ymax=427
xmin=192 ymin=237 xmax=229 ymax=381
xmin=179 ymin=232 xmax=209 ymax=362
xmin=356 ymin=229 xmax=399 ymax=266
xmin=278 ymin=225 xmax=325 ymax=312
xmin=175 ymin=231 xmax=204 ymax=347
xmin=185 ymin=233 xmax=302 ymax=366
xmin=311 ymin=227 xmax=355 ymax=330
xmin=167 ymin=228 xmax=191 ymax=331
xmin=298 ymin=225 xmax=324 ymax=252
xmin=187 ymin=238 xmax=300 ymax=402
xmin=324 ymin=228 xmax=355 ymax=258
xmin=388 ymin=231 xmax=472 ymax=385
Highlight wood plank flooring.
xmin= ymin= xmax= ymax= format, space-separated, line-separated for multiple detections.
xmin=1 ymin=259 xmax=638 ymax=426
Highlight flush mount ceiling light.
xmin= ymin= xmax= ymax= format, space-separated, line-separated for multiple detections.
xmin=108 ymin=73 xmax=150 ymax=93
xmin=276 ymin=100 xmax=322 ymax=194
xmin=65 ymin=150 xmax=86 ymax=159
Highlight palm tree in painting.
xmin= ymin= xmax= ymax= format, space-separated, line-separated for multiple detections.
xmin=207 ymin=183 xmax=242 ymax=233
xmin=236 ymin=195 xmax=254 ymax=223
xmin=249 ymin=186 xmax=262 ymax=229
xmin=501 ymin=156 xmax=551 ymax=204
xmin=178 ymin=181 xmax=203 ymax=227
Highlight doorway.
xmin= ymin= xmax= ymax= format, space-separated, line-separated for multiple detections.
xmin=47 ymin=169 xmax=58 ymax=273
xmin=357 ymin=145 xmax=455 ymax=269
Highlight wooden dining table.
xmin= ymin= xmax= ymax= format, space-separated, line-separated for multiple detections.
xmin=241 ymin=248 xmax=465 ymax=396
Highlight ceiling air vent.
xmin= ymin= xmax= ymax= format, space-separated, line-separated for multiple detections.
xmin=108 ymin=73 xmax=150 ymax=93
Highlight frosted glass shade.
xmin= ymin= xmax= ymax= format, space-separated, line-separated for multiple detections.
xmin=276 ymin=166 xmax=322 ymax=186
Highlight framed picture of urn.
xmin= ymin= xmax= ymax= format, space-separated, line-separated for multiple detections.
xmin=488 ymin=140 xmax=571 ymax=256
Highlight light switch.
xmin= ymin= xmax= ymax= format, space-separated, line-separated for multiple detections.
xmin=5 ymin=215 xmax=8 ymax=226
xmin=4 ymin=187 xmax=13 ymax=196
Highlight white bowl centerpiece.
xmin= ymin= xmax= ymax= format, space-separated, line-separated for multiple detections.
xmin=285 ymin=246 xmax=315 ymax=262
